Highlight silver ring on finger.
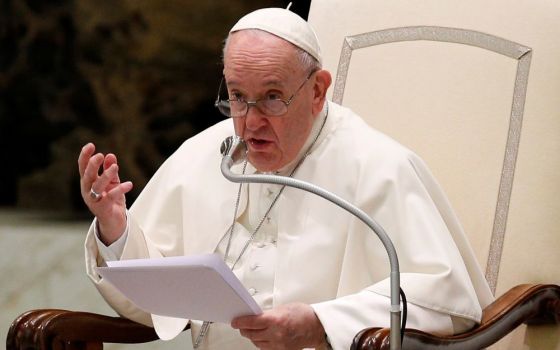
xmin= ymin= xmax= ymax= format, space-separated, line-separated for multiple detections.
xmin=90 ymin=188 xmax=102 ymax=202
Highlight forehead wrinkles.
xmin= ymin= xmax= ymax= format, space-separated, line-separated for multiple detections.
xmin=224 ymin=32 xmax=302 ymax=86
xmin=227 ymin=53 xmax=293 ymax=86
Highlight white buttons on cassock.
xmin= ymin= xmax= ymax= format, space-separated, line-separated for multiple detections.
xmin=248 ymin=288 xmax=257 ymax=296
xmin=256 ymin=242 xmax=265 ymax=248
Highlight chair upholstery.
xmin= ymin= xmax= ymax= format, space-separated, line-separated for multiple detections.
xmin=309 ymin=0 xmax=560 ymax=348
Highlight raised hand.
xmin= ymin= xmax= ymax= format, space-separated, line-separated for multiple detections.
xmin=78 ymin=143 xmax=133 ymax=245
xmin=231 ymin=302 xmax=327 ymax=350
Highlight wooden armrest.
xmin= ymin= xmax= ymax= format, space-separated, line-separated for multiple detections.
xmin=6 ymin=309 xmax=183 ymax=350
xmin=351 ymin=283 xmax=560 ymax=350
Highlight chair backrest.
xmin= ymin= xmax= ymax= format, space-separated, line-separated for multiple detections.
xmin=309 ymin=1 xmax=560 ymax=348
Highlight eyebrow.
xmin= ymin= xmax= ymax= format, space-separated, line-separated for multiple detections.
xmin=226 ymin=78 xmax=287 ymax=90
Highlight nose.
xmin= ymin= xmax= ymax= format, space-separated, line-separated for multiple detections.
xmin=244 ymin=104 xmax=268 ymax=131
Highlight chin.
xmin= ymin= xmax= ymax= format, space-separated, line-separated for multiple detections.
xmin=248 ymin=153 xmax=282 ymax=172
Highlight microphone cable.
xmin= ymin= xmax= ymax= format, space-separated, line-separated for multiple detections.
xmin=400 ymin=287 xmax=407 ymax=345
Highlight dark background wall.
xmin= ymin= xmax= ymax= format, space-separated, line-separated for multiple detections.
xmin=0 ymin=0 xmax=311 ymax=212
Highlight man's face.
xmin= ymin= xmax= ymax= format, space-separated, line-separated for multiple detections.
xmin=223 ymin=31 xmax=318 ymax=172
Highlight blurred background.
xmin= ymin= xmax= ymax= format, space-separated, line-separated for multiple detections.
xmin=0 ymin=0 xmax=310 ymax=348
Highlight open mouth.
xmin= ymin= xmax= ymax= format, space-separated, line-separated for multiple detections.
xmin=247 ymin=138 xmax=272 ymax=150
xmin=250 ymin=139 xmax=268 ymax=145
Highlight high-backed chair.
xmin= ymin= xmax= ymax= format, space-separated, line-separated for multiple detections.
xmin=7 ymin=0 xmax=559 ymax=349
xmin=309 ymin=0 xmax=560 ymax=349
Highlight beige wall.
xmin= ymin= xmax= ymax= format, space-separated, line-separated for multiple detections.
xmin=309 ymin=1 xmax=560 ymax=349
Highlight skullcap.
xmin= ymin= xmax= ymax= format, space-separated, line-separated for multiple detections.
xmin=230 ymin=7 xmax=323 ymax=66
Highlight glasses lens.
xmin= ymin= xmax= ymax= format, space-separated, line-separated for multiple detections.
xmin=215 ymin=98 xmax=289 ymax=117
xmin=215 ymin=100 xmax=231 ymax=117
xmin=258 ymin=100 xmax=287 ymax=116
xmin=229 ymin=100 xmax=248 ymax=118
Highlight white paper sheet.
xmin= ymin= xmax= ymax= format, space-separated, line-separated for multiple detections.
xmin=96 ymin=254 xmax=262 ymax=323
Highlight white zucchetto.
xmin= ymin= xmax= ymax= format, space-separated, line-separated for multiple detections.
xmin=230 ymin=7 xmax=323 ymax=66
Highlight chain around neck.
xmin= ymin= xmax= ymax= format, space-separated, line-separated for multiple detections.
xmin=222 ymin=104 xmax=329 ymax=269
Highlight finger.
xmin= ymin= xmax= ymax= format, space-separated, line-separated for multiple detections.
xmin=81 ymin=153 xmax=104 ymax=191
xmin=231 ymin=316 xmax=268 ymax=330
xmin=106 ymin=181 xmax=133 ymax=201
xmin=92 ymin=163 xmax=120 ymax=194
xmin=78 ymin=143 xmax=96 ymax=177
xmin=104 ymin=153 xmax=118 ymax=171
xmin=104 ymin=154 xmax=121 ymax=186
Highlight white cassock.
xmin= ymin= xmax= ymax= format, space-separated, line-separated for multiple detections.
xmin=85 ymin=101 xmax=494 ymax=350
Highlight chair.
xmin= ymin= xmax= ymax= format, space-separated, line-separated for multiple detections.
xmin=7 ymin=310 xmax=162 ymax=350
xmin=352 ymin=284 xmax=560 ymax=349
xmin=7 ymin=0 xmax=560 ymax=349
xmin=7 ymin=285 xmax=559 ymax=349
xmin=309 ymin=0 xmax=560 ymax=348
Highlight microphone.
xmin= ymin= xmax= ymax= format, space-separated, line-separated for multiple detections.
xmin=220 ymin=136 xmax=403 ymax=350
xmin=220 ymin=135 xmax=247 ymax=167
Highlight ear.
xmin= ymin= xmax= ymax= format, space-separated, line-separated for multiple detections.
xmin=311 ymin=69 xmax=332 ymax=116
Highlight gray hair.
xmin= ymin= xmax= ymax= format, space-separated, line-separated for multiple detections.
xmin=222 ymin=29 xmax=321 ymax=73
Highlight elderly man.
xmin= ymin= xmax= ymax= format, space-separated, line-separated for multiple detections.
xmin=79 ymin=7 xmax=493 ymax=350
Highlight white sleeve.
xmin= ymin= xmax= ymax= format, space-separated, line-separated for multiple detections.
xmin=84 ymin=211 xmax=155 ymax=327
xmin=93 ymin=210 xmax=130 ymax=262
xmin=311 ymin=291 xmax=472 ymax=350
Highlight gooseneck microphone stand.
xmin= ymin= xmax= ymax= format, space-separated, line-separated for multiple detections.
xmin=220 ymin=136 xmax=402 ymax=350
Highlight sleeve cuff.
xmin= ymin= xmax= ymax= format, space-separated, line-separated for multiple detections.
xmin=93 ymin=211 xmax=130 ymax=262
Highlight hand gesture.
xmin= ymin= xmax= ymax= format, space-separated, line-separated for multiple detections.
xmin=78 ymin=143 xmax=133 ymax=245
xmin=231 ymin=302 xmax=327 ymax=350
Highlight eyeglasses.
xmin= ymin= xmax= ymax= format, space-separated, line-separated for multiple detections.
xmin=214 ymin=70 xmax=317 ymax=118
